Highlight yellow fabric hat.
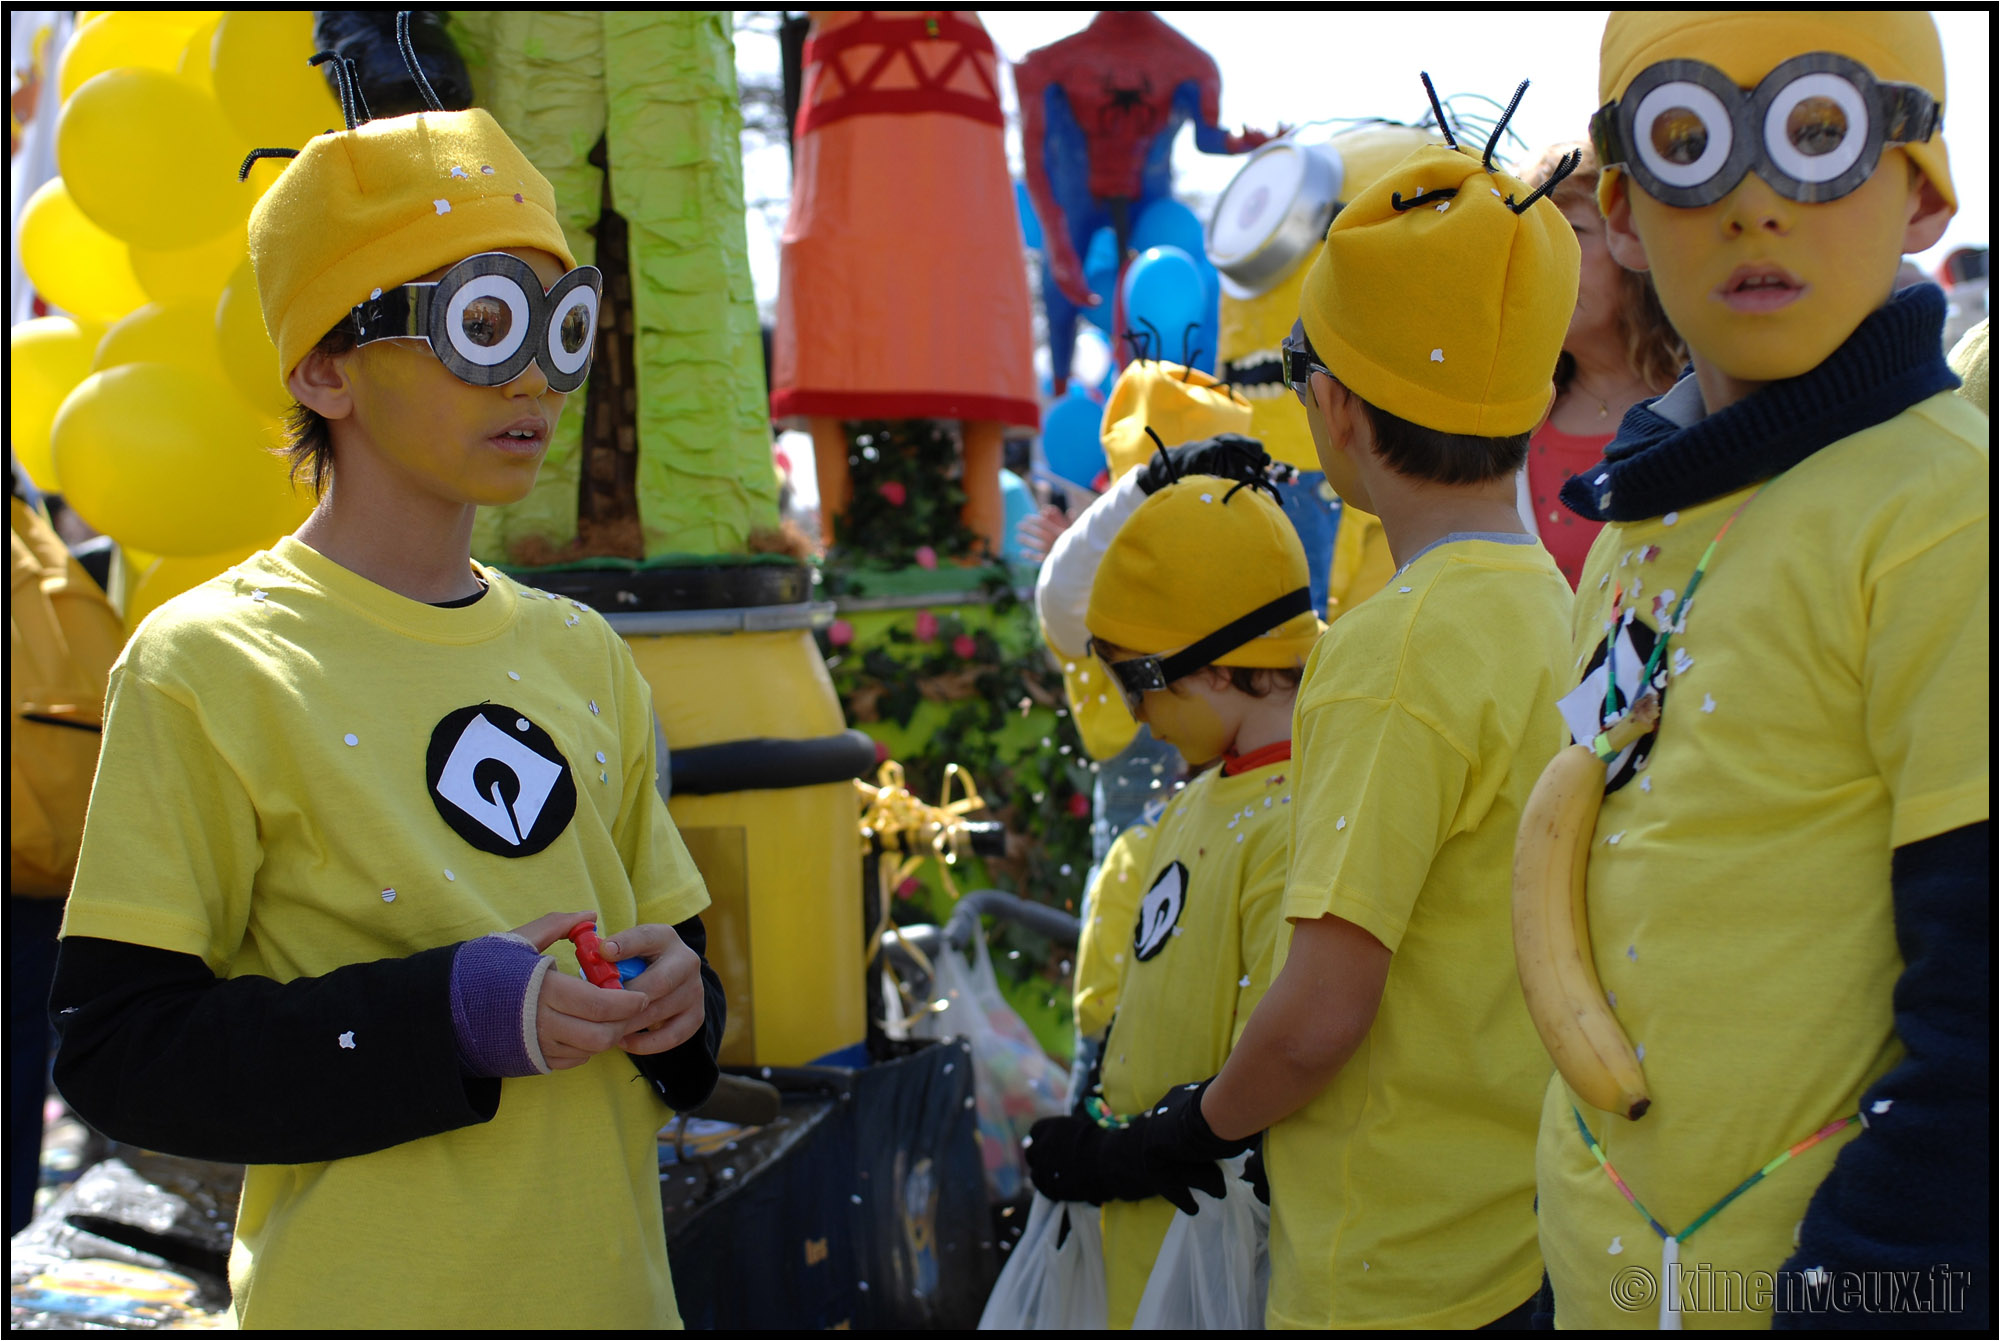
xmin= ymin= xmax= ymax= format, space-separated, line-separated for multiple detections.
xmin=1087 ymin=475 xmax=1321 ymax=669
xmin=1099 ymin=361 xmax=1254 ymax=481
xmin=248 ymin=109 xmax=578 ymax=377
xmin=1299 ymin=143 xmax=1581 ymax=437
xmin=1596 ymin=10 xmax=1954 ymax=213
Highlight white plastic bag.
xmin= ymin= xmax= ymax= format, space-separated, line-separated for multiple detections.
xmin=1130 ymin=1154 xmax=1270 ymax=1330
xmin=910 ymin=936 xmax=1069 ymax=1201
xmin=978 ymin=1193 xmax=1108 ymax=1330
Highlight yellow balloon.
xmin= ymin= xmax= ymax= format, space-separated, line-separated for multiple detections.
xmin=16 ymin=179 xmax=147 ymax=323
xmin=175 ymin=14 xmax=221 ymax=95
xmin=129 ymin=221 xmax=247 ymax=307
xmin=58 ymin=68 xmax=246 ymax=249
xmin=211 ymin=12 xmax=343 ymax=151
xmin=124 ymin=539 xmax=266 ymax=632
xmin=58 ymin=14 xmax=190 ymax=102
xmin=92 ymin=300 xmax=229 ymax=383
xmin=215 ymin=259 xmax=292 ymax=418
xmin=50 ymin=363 xmax=307 ymax=557
xmin=10 ymin=317 xmax=105 ymax=492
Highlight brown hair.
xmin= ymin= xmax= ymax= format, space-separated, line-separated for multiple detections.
xmin=1297 ymin=327 xmax=1529 ymax=484
xmin=279 ymin=323 xmax=357 ymax=500
xmin=1518 ymin=141 xmax=1687 ymax=396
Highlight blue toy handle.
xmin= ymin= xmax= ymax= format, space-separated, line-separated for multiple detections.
xmin=616 ymin=957 xmax=647 ymax=985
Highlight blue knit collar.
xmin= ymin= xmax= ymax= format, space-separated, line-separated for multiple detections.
xmin=1561 ymin=284 xmax=1959 ymax=523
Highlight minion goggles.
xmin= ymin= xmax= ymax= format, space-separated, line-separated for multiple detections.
xmin=1590 ymin=52 xmax=1940 ymax=208
xmin=1088 ymin=588 xmax=1313 ymax=711
xmin=344 ymin=251 xmax=603 ymax=392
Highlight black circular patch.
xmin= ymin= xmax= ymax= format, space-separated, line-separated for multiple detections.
xmin=425 ymin=704 xmax=578 ymax=856
xmin=1133 ymin=861 xmax=1188 ymax=962
xmin=1579 ymin=622 xmax=1670 ymax=795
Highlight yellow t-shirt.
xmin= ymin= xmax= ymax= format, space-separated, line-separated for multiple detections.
xmin=1538 ymin=392 xmax=1990 ymax=1331
xmin=1073 ymin=821 xmax=1157 ymax=1040
xmin=1267 ymin=536 xmax=1572 ymax=1330
xmin=1096 ymin=756 xmax=1293 ymax=1329
xmin=62 ymin=537 xmax=710 ymax=1331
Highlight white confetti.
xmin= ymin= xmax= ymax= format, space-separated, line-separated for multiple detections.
xmin=1280 ymin=796 xmax=1290 ymax=804
xmin=1607 ymin=991 xmax=1617 ymax=1007
xmin=1662 ymin=511 xmax=1679 ymax=526
xmin=1630 ymin=579 xmax=1643 ymax=597
xmin=1435 ymin=200 xmax=1449 ymax=213
xmin=1429 ymin=349 xmax=1444 ymax=363
xmin=566 ymin=615 xmax=579 ymax=627
xmin=589 ymin=700 xmax=599 ymax=715
xmin=515 ymin=718 xmax=530 ymax=731
xmin=1609 ymin=1236 xmax=1624 ymax=1255
xmin=433 ymin=198 xmax=451 ymax=214
xmin=1363 ymin=1261 xmax=1372 ymax=1271
xmin=1595 ymin=473 xmax=1610 ymax=486
xmin=343 ymin=733 xmax=359 ymax=747
xmin=1871 ymin=1098 xmax=1893 ymax=1115
xmin=1599 ymin=572 xmax=1611 ymax=590
xmin=1639 ymin=776 xmax=1653 ymax=793
xmin=1235 ymin=833 xmax=1245 ymax=843
xmin=595 ymin=751 xmax=607 ymax=763
xmin=1336 ymin=816 xmax=1347 ymax=830
xmin=1626 ymin=944 xmax=1636 ymax=961
xmin=507 ymin=670 xmax=521 ymax=681
xmin=1635 ymin=1043 xmax=1646 ymax=1061
xmin=1172 ymin=926 xmax=1184 ymax=937
xmin=449 ymin=165 xmax=468 ymax=178
xmin=1701 ymin=693 xmax=1717 ymax=713
xmin=1803 ymin=1267 xmax=1828 ymax=1288
xmin=480 ymin=164 xmax=495 ymax=175
xmin=1607 ymin=832 xmax=1625 ymax=845
xmin=1200 ymin=493 xmax=1214 ymax=503
xmin=1399 ymin=586 xmax=1413 ymax=593
xmin=1239 ymin=975 xmax=1252 ymax=988
xmin=1672 ymin=648 xmax=1694 ymax=676
xmin=850 ymin=1194 xmax=863 ymax=1204
xmin=444 ymin=869 xmax=456 ymax=881
xmin=371 ymin=287 xmax=383 ymax=299
xmin=251 ymin=589 xmax=268 ymax=602
xmin=1264 ymin=797 xmax=1273 ymax=808
xmin=338 ymin=1031 xmax=356 ymax=1049
xmin=381 ymin=888 xmax=396 ymax=903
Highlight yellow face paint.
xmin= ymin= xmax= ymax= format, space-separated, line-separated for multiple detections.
xmin=1627 ymin=152 xmax=1918 ymax=384
xmin=1136 ymin=683 xmax=1231 ymax=771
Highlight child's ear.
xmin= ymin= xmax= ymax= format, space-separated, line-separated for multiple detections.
xmin=1901 ymin=168 xmax=1953 ymax=256
xmin=287 ymin=347 xmax=355 ymax=421
xmin=1600 ymin=175 xmax=1651 ymax=273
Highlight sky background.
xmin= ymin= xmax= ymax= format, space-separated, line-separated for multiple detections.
xmin=736 ymin=9 xmax=1991 ymax=314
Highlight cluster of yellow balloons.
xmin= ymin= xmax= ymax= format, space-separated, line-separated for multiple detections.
xmin=10 ymin=11 xmax=341 ymax=627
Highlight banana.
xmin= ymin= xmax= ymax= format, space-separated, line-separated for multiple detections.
xmin=1512 ymin=696 xmax=1659 ymax=1121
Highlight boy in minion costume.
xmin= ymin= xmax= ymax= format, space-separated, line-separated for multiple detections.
xmin=48 ymin=33 xmax=725 ymax=1332
xmin=1536 ymin=13 xmax=1989 ymax=1329
xmin=1025 ymin=451 xmax=1321 ymax=1329
xmin=1035 ymin=95 xmax=1587 ymax=1329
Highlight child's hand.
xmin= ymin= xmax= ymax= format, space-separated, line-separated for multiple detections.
xmin=596 ymin=924 xmax=705 ymax=1055
xmin=506 ymin=910 xmax=652 ymax=1071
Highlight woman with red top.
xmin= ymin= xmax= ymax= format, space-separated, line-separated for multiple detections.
xmin=1514 ymin=143 xmax=1685 ymax=588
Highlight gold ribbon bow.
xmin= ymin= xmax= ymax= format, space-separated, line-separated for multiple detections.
xmin=857 ymin=760 xmax=988 ymax=1013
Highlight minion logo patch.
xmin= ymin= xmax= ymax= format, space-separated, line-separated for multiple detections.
xmin=1133 ymin=862 xmax=1188 ymax=962
xmin=426 ymin=705 xmax=577 ymax=856
xmin=1558 ymin=620 xmax=1667 ymax=794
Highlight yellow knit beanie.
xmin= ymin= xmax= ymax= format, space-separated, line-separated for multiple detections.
xmin=1596 ymin=10 xmax=1954 ymax=214
xmin=1099 ymin=361 xmax=1254 ymax=481
xmin=1087 ymin=475 xmax=1321 ymax=668
xmin=248 ymin=108 xmax=577 ymax=377
xmin=1299 ymin=142 xmax=1580 ymax=437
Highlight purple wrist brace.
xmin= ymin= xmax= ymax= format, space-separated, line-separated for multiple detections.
xmin=451 ymin=934 xmax=553 ymax=1078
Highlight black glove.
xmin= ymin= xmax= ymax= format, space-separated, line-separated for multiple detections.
xmin=1025 ymin=1114 xmax=1157 ymax=1205
xmin=1135 ymin=433 xmax=1275 ymax=495
xmin=1242 ymin=1138 xmax=1269 ymax=1206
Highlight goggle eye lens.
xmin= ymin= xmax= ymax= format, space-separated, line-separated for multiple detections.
xmin=559 ymin=305 xmax=590 ymax=355
xmin=1786 ymin=96 xmax=1850 ymax=156
xmin=460 ymin=296 xmax=514 ymax=349
xmin=1649 ymin=106 xmax=1710 ymax=166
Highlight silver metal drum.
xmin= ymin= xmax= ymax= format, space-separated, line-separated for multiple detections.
xmin=1204 ymin=139 xmax=1345 ymax=298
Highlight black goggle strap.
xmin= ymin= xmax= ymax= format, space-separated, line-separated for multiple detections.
xmin=1107 ymin=587 xmax=1314 ymax=696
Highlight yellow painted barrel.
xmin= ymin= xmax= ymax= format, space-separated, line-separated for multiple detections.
xmin=623 ymin=625 xmax=864 ymax=1067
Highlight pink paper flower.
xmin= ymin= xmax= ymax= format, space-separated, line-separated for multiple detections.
xmin=896 ymin=876 xmax=922 ymax=897
xmin=952 ymin=633 xmax=978 ymax=659
xmin=1067 ymin=792 xmax=1091 ymax=818
xmin=879 ymin=481 xmax=907 ymax=506
xmin=827 ymin=619 xmax=855 ymax=647
xmin=913 ymin=610 xmax=939 ymax=641
xmin=872 ymin=738 xmax=891 ymax=765
xmin=914 ymin=545 xmax=938 ymax=570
